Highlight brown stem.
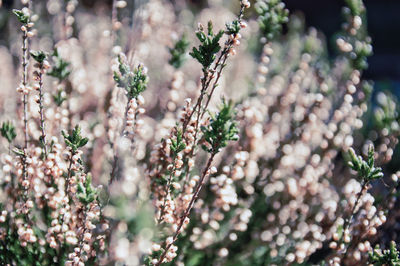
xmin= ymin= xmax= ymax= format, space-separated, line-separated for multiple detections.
xmin=38 ymin=71 xmax=48 ymax=157
xmin=342 ymin=179 xmax=367 ymax=259
xmin=180 ymin=3 xmax=245 ymax=204
xmin=200 ymin=3 xmax=245 ymax=119
xmin=65 ymin=150 xmax=77 ymax=195
xmin=343 ymin=179 xmax=367 ymax=234
xmin=156 ymin=152 xmax=216 ymax=265
xmin=200 ymin=52 xmax=229 ymax=120
xmin=22 ymin=30 xmax=29 ymax=151
xmin=182 ymin=69 xmax=209 ymax=131
xmin=59 ymin=149 xmax=77 ymax=256
xmin=157 ymin=154 xmax=178 ymax=225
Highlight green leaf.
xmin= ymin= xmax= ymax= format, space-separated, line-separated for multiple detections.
xmin=226 ymin=20 xmax=241 ymax=35
xmin=201 ymin=99 xmax=239 ymax=154
xmin=347 ymin=145 xmax=384 ymax=182
xmin=13 ymin=9 xmax=29 ymax=24
xmin=12 ymin=148 xmax=25 ymax=156
xmin=47 ymin=49 xmax=71 ymax=82
xmin=1 ymin=121 xmax=17 ymax=143
xmin=30 ymin=50 xmax=46 ymax=63
xmin=345 ymin=0 xmax=364 ymax=16
xmin=78 ymin=138 xmax=89 ymax=148
xmin=190 ymin=21 xmax=224 ymax=69
xmin=369 ymin=241 xmax=400 ymax=265
xmin=169 ymin=34 xmax=190 ymax=69
xmin=62 ymin=125 xmax=88 ymax=152
xmin=53 ymin=89 xmax=67 ymax=106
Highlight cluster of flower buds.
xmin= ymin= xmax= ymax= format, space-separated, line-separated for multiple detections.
xmin=125 ymin=95 xmax=145 ymax=136
xmin=16 ymin=84 xmax=33 ymax=95
xmin=17 ymin=223 xmax=37 ymax=246
xmin=20 ymin=21 xmax=35 ymax=38
xmin=228 ymin=32 xmax=242 ymax=56
xmin=32 ymin=62 xmax=50 ymax=82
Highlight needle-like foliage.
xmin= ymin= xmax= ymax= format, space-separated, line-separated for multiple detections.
xmin=190 ymin=21 xmax=224 ymax=71
xmin=1 ymin=121 xmax=16 ymax=143
xmin=201 ymin=100 xmax=239 ymax=153
xmin=113 ymin=55 xmax=148 ymax=100
xmin=62 ymin=125 xmax=89 ymax=152
xmin=348 ymin=144 xmax=384 ymax=182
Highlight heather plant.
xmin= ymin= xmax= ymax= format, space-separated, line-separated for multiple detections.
xmin=0 ymin=0 xmax=399 ymax=265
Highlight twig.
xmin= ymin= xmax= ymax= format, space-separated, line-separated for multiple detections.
xmin=156 ymin=152 xmax=216 ymax=265
xmin=37 ymin=71 xmax=48 ymax=157
xmin=342 ymin=179 xmax=367 ymax=258
xmin=22 ymin=29 xmax=29 ymax=151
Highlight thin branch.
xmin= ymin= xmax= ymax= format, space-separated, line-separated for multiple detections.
xmin=37 ymin=71 xmax=48 ymax=157
xmin=156 ymin=152 xmax=216 ymax=265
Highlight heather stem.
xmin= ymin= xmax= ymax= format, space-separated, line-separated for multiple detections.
xmin=157 ymin=155 xmax=178 ymax=224
xmin=38 ymin=71 xmax=48 ymax=157
xmin=156 ymin=152 xmax=216 ymax=265
xmin=342 ymin=179 xmax=367 ymax=258
xmin=66 ymin=150 xmax=77 ymax=196
xmin=343 ymin=179 xmax=367 ymax=234
xmin=22 ymin=30 xmax=29 ymax=151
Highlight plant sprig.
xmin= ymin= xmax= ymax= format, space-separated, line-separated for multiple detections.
xmin=339 ymin=0 xmax=372 ymax=70
xmin=342 ymin=144 xmax=384 ymax=252
xmin=62 ymin=125 xmax=89 ymax=153
xmin=13 ymin=9 xmax=29 ymax=24
xmin=47 ymin=49 xmax=71 ymax=82
xmin=113 ymin=55 xmax=148 ymax=99
xmin=170 ymin=128 xmax=186 ymax=156
xmin=225 ymin=20 xmax=241 ymax=35
xmin=30 ymin=50 xmax=46 ymax=64
xmin=201 ymin=99 xmax=239 ymax=154
xmin=348 ymin=144 xmax=383 ymax=182
xmin=373 ymin=91 xmax=400 ymax=134
xmin=53 ymin=89 xmax=67 ymax=107
xmin=369 ymin=241 xmax=400 ymax=266
xmin=189 ymin=21 xmax=224 ymax=71
xmin=77 ymin=174 xmax=98 ymax=205
xmin=169 ymin=34 xmax=190 ymax=69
